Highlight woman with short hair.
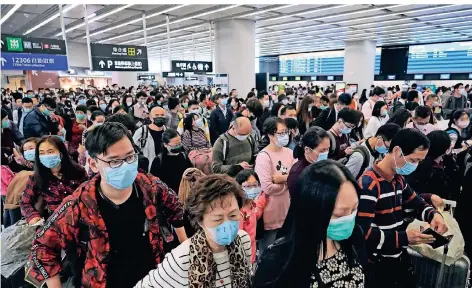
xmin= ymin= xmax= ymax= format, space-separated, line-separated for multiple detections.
xmin=135 ymin=174 xmax=252 ymax=288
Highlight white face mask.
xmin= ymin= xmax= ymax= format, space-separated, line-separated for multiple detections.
xmin=457 ymin=120 xmax=470 ymax=129
xmin=235 ymin=134 xmax=249 ymax=141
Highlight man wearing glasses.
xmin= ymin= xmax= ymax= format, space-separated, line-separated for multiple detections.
xmin=26 ymin=122 xmax=187 ymax=288
xmin=23 ymin=97 xmax=59 ymax=138
xmin=345 ymin=123 xmax=402 ymax=179
xmin=327 ymin=108 xmax=360 ymax=160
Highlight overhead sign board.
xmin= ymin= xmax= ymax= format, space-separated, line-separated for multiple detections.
xmin=1 ymin=34 xmax=67 ymax=55
xmin=163 ymin=72 xmax=184 ymax=78
xmin=1 ymin=52 xmax=68 ymax=70
xmin=185 ymin=76 xmax=198 ymax=81
xmin=171 ymin=60 xmax=213 ymax=73
xmin=138 ymin=74 xmax=155 ymax=80
xmin=387 ymin=75 xmax=396 ymax=80
xmin=90 ymin=43 xmax=148 ymax=71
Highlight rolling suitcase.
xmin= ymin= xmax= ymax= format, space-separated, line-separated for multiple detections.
xmin=408 ymin=244 xmax=470 ymax=287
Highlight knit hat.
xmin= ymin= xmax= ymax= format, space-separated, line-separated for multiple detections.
xmin=1 ymin=108 xmax=8 ymax=120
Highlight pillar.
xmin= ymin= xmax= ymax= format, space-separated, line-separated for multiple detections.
xmin=343 ymin=40 xmax=376 ymax=96
xmin=214 ymin=19 xmax=255 ymax=97
xmin=111 ymin=72 xmax=138 ymax=87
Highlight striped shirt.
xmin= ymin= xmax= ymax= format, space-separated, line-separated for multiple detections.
xmin=134 ymin=230 xmax=252 ymax=288
xmin=357 ymin=163 xmax=437 ymax=260
xmin=181 ymin=128 xmax=211 ymax=154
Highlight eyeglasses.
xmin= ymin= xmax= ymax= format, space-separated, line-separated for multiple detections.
xmin=95 ymin=153 xmax=138 ymax=169
xmin=275 ymin=130 xmax=289 ymax=136
xmin=242 ymin=183 xmax=259 ymax=189
xmin=342 ymin=121 xmax=357 ymax=130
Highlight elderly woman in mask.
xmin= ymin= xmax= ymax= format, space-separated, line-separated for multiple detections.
xmin=135 ymin=174 xmax=252 ymax=288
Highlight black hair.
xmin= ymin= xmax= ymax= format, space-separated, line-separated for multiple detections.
xmin=412 ymin=83 xmax=417 ymax=89
xmin=199 ymin=93 xmax=207 ymax=103
xmin=277 ymin=160 xmax=360 ymax=286
xmin=34 ymin=136 xmax=85 ymax=191
xmin=86 ymin=99 xmax=96 ymax=107
xmin=263 ymin=117 xmax=286 ymax=136
xmin=414 ymin=105 xmax=431 ymax=119
xmin=245 ymin=98 xmax=264 ymax=118
xmin=293 ymin=126 xmax=329 ymax=160
xmin=388 ymin=128 xmax=430 ymax=155
xmin=387 ymin=108 xmax=411 ymax=128
xmin=86 ymin=122 xmax=134 ymax=158
xmin=167 ymin=97 xmax=180 ymax=110
xmin=183 ymin=113 xmax=198 ymax=132
xmin=270 ymin=103 xmax=285 ymax=117
xmin=20 ymin=137 xmax=40 ymax=154
xmin=372 ymin=101 xmax=387 ymax=118
xmin=188 ymin=99 xmax=199 ymax=108
xmin=426 ymin=130 xmax=451 ymax=159
xmin=246 ymin=92 xmax=255 ymax=99
xmin=375 ymin=123 xmax=401 ymax=141
xmin=448 ymin=109 xmax=470 ymax=128
xmin=105 ymin=113 xmax=136 ymax=134
xmin=401 ymin=91 xmax=408 ymax=100
xmin=284 ymin=117 xmax=298 ymax=130
xmin=407 ymin=90 xmax=419 ymax=102
xmin=155 ymin=94 xmax=164 ymax=102
xmin=373 ymin=86 xmax=385 ymax=96
xmin=454 ymin=83 xmax=463 ymax=90
xmin=235 ymin=169 xmax=260 ymax=185
xmin=112 ymin=105 xmax=126 ymax=114
xmin=278 ymin=94 xmax=287 ymax=102
xmin=162 ymin=129 xmax=180 ymax=156
xmin=41 ymin=97 xmax=56 ymax=109
xmin=337 ymin=108 xmax=359 ymax=125
xmin=337 ymin=93 xmax=352 ymax=106
xmin=91 ymin=110 xmax=105 ymax=121
xmin=296 ymin=97 xmax=314 ymax=125
xmin=257 ymin=91 xmax=267 ymax=100
xmin=75 ymin=104 xmax=88 ymax=114
xmin=280 ymin=106 xmax=296 ymax=116
xmin=136 ymin=91 xmax=147 ymax=98
xmin=22 ymin=97 xmax=33 ymax=104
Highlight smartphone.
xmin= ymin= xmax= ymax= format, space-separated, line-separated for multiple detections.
xmin=422 ymin=228 xmax=452 ymax=249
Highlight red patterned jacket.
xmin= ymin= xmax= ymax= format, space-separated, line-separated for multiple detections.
xmin=26 ymin=172 xmax=184 ymax=288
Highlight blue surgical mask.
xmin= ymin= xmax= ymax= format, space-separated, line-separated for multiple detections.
xmin=320 ymin=105 xmax=328 ymax=110
xmin=78 ymin=99 xmax=87 ymax=105
xmin=42 ymin=108 xmax=51 ymax=117
xmin=327 ymin=210 xmax=357 ymax=241
xmin=76 ymin=113 xmax=86 ymax=120
xmin=221 ymin=98 xmax=228 ymax=106
xmin=276 ymin=134 xmax=290 ymax=147
xmin=316 ymin=151 xmax=329 ymax=161
xmin=99 ymin=103 xmax=107 ymax=111
xmin=39 ymin=154 xmax=61 ymax=168
xmin=24 ymin=149 xmax=36 ymax=162
xmin=394 ymin=150 xmax=418 ymax=175
xmin=23 ymin=108 xmax=32 ymax=113
xmin=104 ymin=159 xmax=138 ymax=189
xmin=2 ymin=119 xmax=10 ymax=129
xmin=380 ymin=110 xmax=388 ymax=117
xmin=205 ymin=220 xmax=239 ymax=246
xmin=244 ymin=187 xmax=261 ymax=200
xmin=339 ymin=127 xmax=352 ymax=135
xmin=375 ymin=138 xmax=388 ymax=154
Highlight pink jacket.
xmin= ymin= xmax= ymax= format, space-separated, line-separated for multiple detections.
xmin=255 ymin=148 xmax=295 ymax=230
xmin=1 ymin=165 xmax=15 ymax=196
xmin=239 ymin=192 xmax=268 ymax=263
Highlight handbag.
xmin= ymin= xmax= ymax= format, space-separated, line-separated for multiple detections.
xmin=188 ymin=148 xmax=213 ymax=175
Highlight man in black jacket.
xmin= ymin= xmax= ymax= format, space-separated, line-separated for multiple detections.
xmin=209 ymin=94 xmax=233 ymax=144
xmin=312 ymin=93 xmax=352 ymax=130
xmin=23 ymin=97 xmax=58 ymax=138
xmin=256 ymin=90 xmax=270 ymax=133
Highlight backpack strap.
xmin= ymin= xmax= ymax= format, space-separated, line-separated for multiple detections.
xmin=327 ymin=130 xmax=337 ymax=155
xmin=138 ymin=125 xmax=148 ymax=149
xmin=353 ymin=146 xmax=371 ymax=179
xmin=222 ymin=133 xmax=229 ymax=163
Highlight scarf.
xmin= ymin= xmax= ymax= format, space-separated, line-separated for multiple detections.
xmin=188 ymin=229 xmax=251 ymax=288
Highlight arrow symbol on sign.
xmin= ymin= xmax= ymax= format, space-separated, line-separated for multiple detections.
xmin=0 ymin=40 xmax=4 ymax=48
xmin=32 ymin=70 xmax=38 ymax=76
xmin=204 ymin=64 xmax=209 ymax=70
xmin=99 ymin=60 xmax=105 ymax=68
xmin=0 ymin=57 xmax=6 ymax=66
xmin=137 ymin=49 xmax=142 ymax=55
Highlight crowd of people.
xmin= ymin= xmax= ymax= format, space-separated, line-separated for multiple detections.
xmin=0 ymin=81 xmax=471 ymax=288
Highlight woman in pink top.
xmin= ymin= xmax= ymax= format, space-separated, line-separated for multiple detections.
xmin=255 ymin=117 xmax=295 ymax=254
xmin=236 ymin=169 xmax=268 ymax=263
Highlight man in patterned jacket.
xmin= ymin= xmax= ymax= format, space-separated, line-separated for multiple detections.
xmin=26 ymin=122 xmax=187 ymax=288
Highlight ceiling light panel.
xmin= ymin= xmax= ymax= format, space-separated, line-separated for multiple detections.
xmin=0 ymin=4 xmax=21 ymax=26
xmin=23 ymin=4 xmax=78 ymax=35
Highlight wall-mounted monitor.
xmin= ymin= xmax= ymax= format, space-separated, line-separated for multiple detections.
xmin=311 ymin=76 xmax=317 ymax=80
xmin=469 ymin=73 xmax=472 ymax=79
xmin=295 ymin=76 xmax=301 ymax=81
xmin=387 ymin=75 xmax=396 ymax=80
xmin=327 ymin=76 xmax=334 ymax=81
xmin=414 ymin=74 xmax=424 ymax=80
xmin=282 ymin=77 xmax=288 ymax=81
xmin=271 ymin=76 xmax=277 ymax=81
xmin=440 ymin=74 xmax=451 ymax=80
xmin=407 ymin=41 xmax=472 ymax=74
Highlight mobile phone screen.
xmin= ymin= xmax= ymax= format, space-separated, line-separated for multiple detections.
xmin=422 ymin=228 xmax=450 ymax=249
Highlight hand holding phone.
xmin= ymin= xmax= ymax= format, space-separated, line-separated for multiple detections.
xmin=422 ymin=228 xmax=452 ymax=249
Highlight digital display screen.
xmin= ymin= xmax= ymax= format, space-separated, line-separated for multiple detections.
xmin=469 ymin=73 xmax=472 ymax=79
xmin=295 ymin=76 xmax=301 ymax=80
xmin=327 ymin=76 xmax=334 ymax=80
xmin=414 ymin=74 xmax=424 ymax=80
xmin=271 ymin=76 xmax=277 ymax=81
xmin=279 ymin=48 xmax=381 ymax=76
xmin=407 ymin=41 xmax=472 ymax=74
xmin=282 ymin=77 xmax=288 ymax=81
xmin=440 ymin=74 xmax=450 ymax=79
xmin=311 ymin=76 xmax=317 ymax=80
xmin=387 ymin=75 xmax=396 ymax=80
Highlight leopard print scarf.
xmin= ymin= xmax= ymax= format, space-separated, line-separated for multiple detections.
xmin=188 ymin=229 xmax=251 ymax=288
